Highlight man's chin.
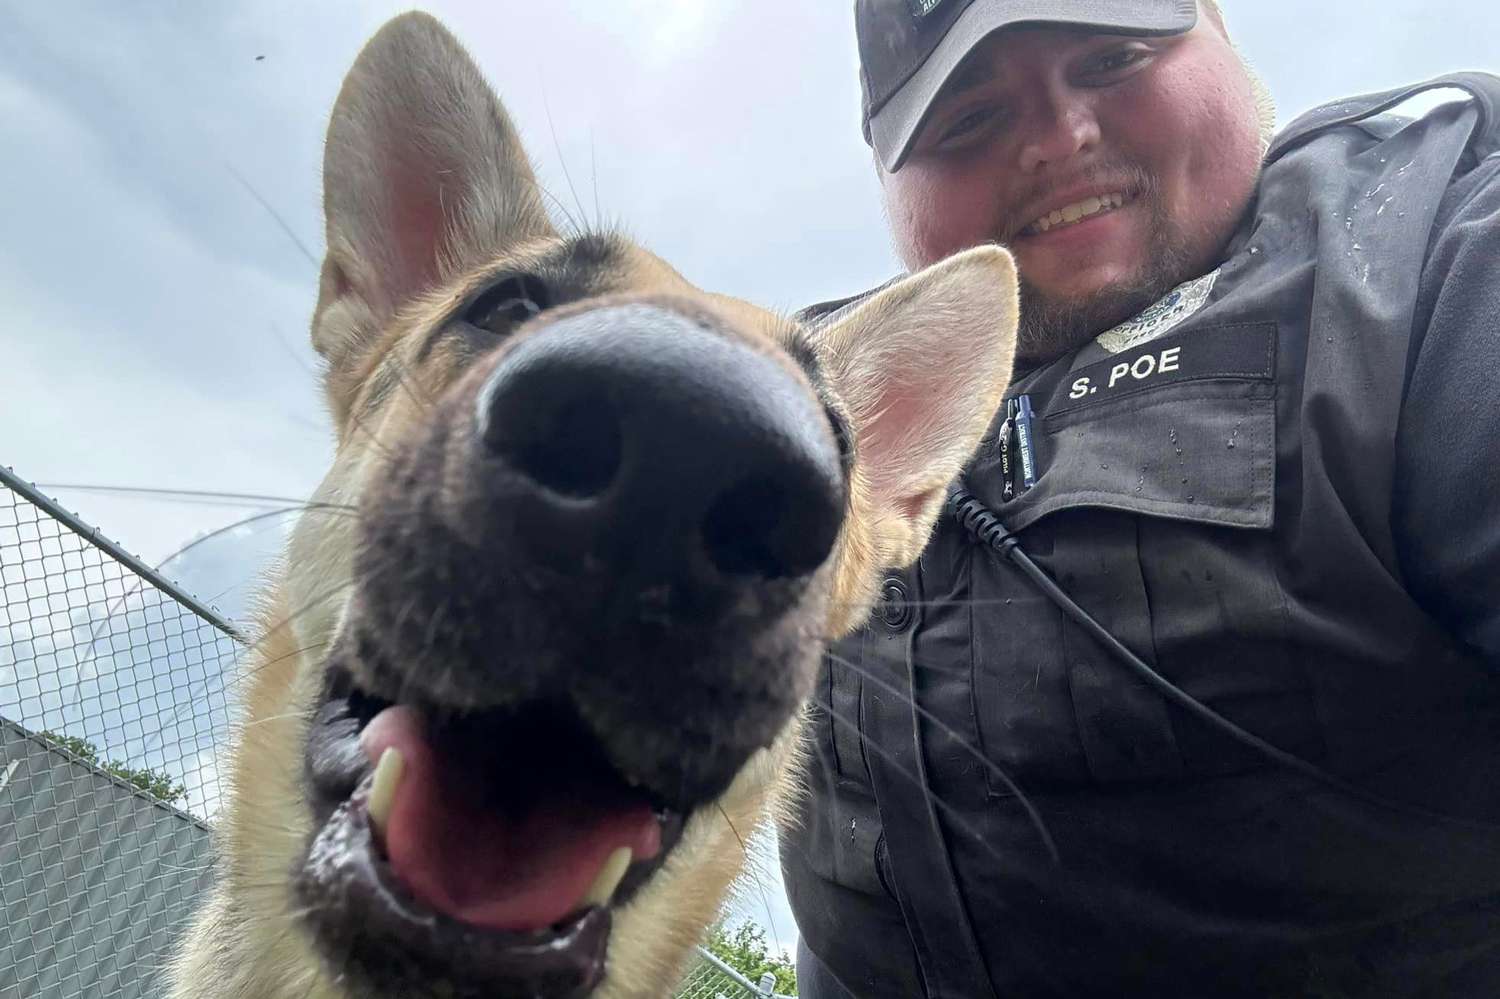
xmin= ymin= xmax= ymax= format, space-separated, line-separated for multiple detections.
xmin=1015 ymin=278 xmax=1173 ymax=369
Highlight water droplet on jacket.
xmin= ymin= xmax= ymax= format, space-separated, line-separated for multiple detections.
xmin=1100 ymin=463 xmax=1109 ymax=470
xmin=1248 ymin=246 xmax=1260 ymax=255
xmin=1186 ymin=495 xmax=1195 ymax=503
xmin=1227 ymin=440 xmax=1236 ymax=449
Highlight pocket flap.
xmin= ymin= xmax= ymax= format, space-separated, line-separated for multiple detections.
xmin=974 ymin=324 xmax=1278 ymax=533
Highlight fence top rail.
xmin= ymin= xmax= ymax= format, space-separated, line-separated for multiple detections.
xmin=1 ymin=465 xmax=245 ymax=644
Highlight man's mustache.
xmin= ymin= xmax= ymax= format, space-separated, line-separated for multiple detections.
xmin=997 ymin=161 xmax=1156 ymax=243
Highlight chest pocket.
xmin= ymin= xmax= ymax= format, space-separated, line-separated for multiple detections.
xmin=964 ymin=323 xmax=1324 ymax=792
xmin=999 ymin=323 xmax=1278 ymax=533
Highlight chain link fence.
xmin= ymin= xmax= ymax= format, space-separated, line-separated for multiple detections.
xmin=0 ymin=467 xmax=792 ymax=998
xmin=676 ymin=947 xmax=787 ymax=998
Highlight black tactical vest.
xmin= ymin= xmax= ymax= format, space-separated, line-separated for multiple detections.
xmin=785 ymin=74 xmax=1500 ymax=999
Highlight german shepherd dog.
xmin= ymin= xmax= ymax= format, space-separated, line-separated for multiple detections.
xmin=170 ymin=13 xmax=1016 ymax=999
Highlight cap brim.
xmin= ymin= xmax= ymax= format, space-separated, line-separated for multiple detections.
xmin=870 ymin=0 xmax=1198 ymax=172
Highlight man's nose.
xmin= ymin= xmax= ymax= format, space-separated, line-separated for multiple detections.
xmin=1016 ymin=89 xmax=1100 ymax=173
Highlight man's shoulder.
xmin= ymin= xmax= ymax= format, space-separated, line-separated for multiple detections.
xmin=1268 ymin=72 xmax=1500 ymax=165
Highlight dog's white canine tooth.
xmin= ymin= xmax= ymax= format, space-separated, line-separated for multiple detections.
xmin=582 ymin=847 xmax=633 ymax=908
xmin=368 ymin=747 xmax=404 ymax=834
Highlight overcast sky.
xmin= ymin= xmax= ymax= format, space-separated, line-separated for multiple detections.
xmin=3 ymin=0 xmax=1497 ymax=955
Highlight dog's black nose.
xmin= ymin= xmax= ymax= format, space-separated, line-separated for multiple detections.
xmin=475 ymin=302 xmax=843 ymax=598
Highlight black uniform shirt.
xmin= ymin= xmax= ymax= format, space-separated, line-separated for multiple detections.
xmin=785 ymin=74 xmax=1500 ymax=999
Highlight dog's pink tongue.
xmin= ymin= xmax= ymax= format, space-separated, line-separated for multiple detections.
xmin=360 ymin=706 xmax=661 ymax=933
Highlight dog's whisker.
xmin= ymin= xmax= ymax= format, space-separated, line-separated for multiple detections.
xmin=715 ymin=803 xmax=786 ymax=957
xmin=540 ymin=84 xmax=590 ymax=232
xmin=210 ymin=640 xmax=333 ymax=714
xmin=343 ymin=403 xmax=402 ymax=463
xmin=379 ymin=348 xmax=437 ymax=414
xmin=223 ymin=580 xmax=360 ymax=674
xmin=225 ymin=160 xmax=320 ymax=268
xmin=825 ymin=648 xmax=1058 ymax=862
xmin=537 ymin=184 xmax=584 ymax=238
xmin=59 ymin=503 xmax=356 ymax=714
xmin=809 ymin=693 xmax=1035 ymax=871
xmin=34 ymin=483 xmax=354 ymax=511
xmin=590 ymin=132 xmax=601 ymax=234
xmin=826 ymin=595 xmax=1032 ymax=610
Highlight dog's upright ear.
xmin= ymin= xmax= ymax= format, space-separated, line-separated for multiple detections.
xmin=313 ymin=12 xmax=554 ymax=420
xmin=817 ymin=246 xmax=1018 ymax=629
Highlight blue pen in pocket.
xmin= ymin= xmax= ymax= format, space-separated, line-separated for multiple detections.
xmin=1014 ymin=394 xmax=1037 ymax=491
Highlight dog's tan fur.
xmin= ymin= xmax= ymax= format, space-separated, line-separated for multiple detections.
xmin=170 ymin=13 xmax=1017 ymax=998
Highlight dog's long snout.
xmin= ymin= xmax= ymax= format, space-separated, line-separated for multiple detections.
xmin=349 ymin=299 xmax=845 ymax=803
xmin=476 ymin=301 xmax=844 ymax=589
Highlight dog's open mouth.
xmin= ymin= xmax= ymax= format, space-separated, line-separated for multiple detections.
xmin=297 ymin=667 xmax=687 ymax=998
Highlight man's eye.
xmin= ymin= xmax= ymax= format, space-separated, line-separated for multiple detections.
xmin=1081 ymin=47 xmax=1149 ymax=80
xmin=463 ymin=275 xmax=550 ymax=335
xmin=937 ymin=106 xmax=999 ymax=147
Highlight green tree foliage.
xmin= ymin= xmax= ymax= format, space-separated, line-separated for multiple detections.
xmin=703 ymin=920 xmax=797 ymax=995
xmin=40 ymin=731 xmax=188 ymax=806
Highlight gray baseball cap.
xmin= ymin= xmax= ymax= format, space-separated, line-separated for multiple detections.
xmin=858 ymin=0 xmax=1198 ymax=171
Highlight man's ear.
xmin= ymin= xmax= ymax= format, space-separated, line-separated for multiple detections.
xmin=313 ymin=13 xmax=554 ymax=401
xmin=819 ymin=245 xmax=1019 ymax=568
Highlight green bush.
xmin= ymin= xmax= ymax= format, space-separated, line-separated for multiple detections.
xmin=40 ymin=731 xmax=188 ymax=806
xmin=703 ymin=920 xmax=797 ymax=995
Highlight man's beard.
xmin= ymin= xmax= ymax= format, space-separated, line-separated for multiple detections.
xmin=1012 ymin=190 xmax=1199 ymax=370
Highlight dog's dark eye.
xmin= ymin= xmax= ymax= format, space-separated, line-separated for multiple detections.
xmin=463 ymin=275 xmax=550 ymax=335
xmin=824 ymin=404 xmax=855 ymax=477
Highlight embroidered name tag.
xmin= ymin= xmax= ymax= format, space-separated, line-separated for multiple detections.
xmin=1050 ymin=323 xmax=1276 ymax=416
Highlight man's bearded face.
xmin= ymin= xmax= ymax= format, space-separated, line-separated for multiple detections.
xmin=880 ymin=14 xmax=1266 ymax=367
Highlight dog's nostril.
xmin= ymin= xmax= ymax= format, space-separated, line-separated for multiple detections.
xmin=702 ymin=474 xmax=838 ymax=580
xmin=488 ymin=394 xmax=623 ymax=500
xmin=474 ymin=303 xmax=844 ymax=591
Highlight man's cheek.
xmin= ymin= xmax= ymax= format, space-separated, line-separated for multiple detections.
xmin=895 ymin=171 xmax=1001 ymax=264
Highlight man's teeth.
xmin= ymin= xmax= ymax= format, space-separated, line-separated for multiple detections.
xmin=368 ymin=746 xmax=404 ymax=835
xmin=581 ymin=846 xmax=634 ymax=908
xmin=1028 ymin=192 xmax=1128 ymax=234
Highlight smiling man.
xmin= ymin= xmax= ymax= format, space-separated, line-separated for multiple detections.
xmin=875 ymin=0 xmax=1266 ymax=367
xmin=784 ymin=1 xmax=1500 ymax=996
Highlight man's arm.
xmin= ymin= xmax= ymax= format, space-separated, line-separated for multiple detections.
xmin=1393 ymin=154 xmax=1500 ymax=663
